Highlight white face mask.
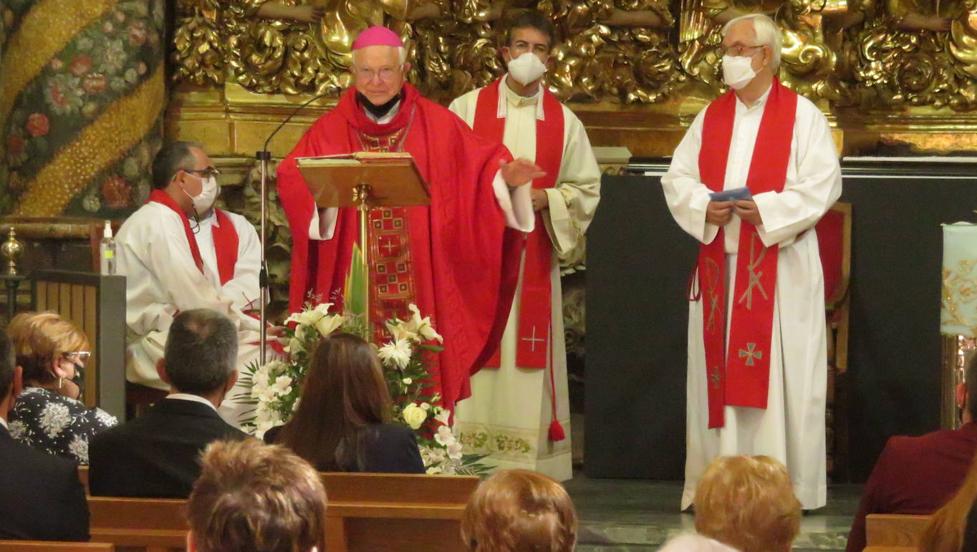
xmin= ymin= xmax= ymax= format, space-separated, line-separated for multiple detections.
xmin=722 ymin=54 xmax=757 ymax=90
xmin=507 ymin=52 xmax=547 ymax=86
xmin=183 ymin=175 xmax=219 ymax=216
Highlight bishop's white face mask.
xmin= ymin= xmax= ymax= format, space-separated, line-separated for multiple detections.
xmin=722 ymin=55 xmax=757 ymax=90
xmin=183 ymin=175 xmax=219 ymax=216
xmin=507 ymin=52 xmax=547 ymax=86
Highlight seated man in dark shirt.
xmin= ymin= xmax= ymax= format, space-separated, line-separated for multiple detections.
xmin=0 ymin=329 xmax=89 ymax=541
xmin=89 ymin=309 xmax=247 ymax=498
xmin=846 ymin=354 xmax=977 ymax=551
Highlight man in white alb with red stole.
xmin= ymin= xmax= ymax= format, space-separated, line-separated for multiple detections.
xmin=117 ymin=141 xmax=262 ymax=427
xmin=449 ymin=12 xmax=601 ymax=481
xmin=662 ymin=14 xmax=841 ymax=510
xmin=277 ymin=27 xmax=543 ymax=413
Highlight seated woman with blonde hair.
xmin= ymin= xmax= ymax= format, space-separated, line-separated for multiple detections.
xmin=693 ymin=455 xmax=801 ymax=552
xmin=6 ymin=311 xmax=117 ymax=464
xmin=187 ymin=439 xmax=327 ymax=552
xmin=265 ymin=333 xmax=424 ymax=473
xmin=461 ymin=468 xmax=578 ymax=552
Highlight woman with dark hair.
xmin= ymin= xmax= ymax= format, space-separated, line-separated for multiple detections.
xmin=265 ymin=333 xmax=424 ymax=473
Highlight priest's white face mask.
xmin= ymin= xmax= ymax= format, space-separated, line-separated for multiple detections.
xmin=721 ymin=54 xmax=758 ymax=90
xmin=503 ymin=27 xmax=551 ymax=87
xmin=179 ymin=170 xmax=220 ymax=216
xmin=507 ymin=52 xmax=547 ymax=86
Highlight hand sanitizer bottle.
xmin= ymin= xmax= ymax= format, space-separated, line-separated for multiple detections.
xmin=99 ymin=220 xmax=116 ymax=275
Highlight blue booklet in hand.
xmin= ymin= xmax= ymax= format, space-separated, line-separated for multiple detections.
xmin=709 ymin=187 xmax=752 ymax=201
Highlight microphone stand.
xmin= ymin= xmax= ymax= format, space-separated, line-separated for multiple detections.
xmin=256 ymin=92 xmax=328 ymax=365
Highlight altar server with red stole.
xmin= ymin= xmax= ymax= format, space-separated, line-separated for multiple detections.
xmin=277 ymin=26 xmax=542 ymax=413
xmin=116 ymin=141 xmax=262 ymax=428
xmin=661 ymin=14 xmax=841 ymax=510
xmin=448 ymin=12 xmax=601 ymax=481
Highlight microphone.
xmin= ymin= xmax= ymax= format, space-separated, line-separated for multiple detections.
xmin=259 ymin=92 xmax=330 ymax=158
xmin=255 ymin=91 xmax=329 ymax=365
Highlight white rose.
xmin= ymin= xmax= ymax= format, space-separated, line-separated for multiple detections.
xmin=314 ymin=314 xmax=344 ymax=337
xmin=401 ymin=403 xmax=428 ymax=430
xmin=377 ymin=338 xmax=412 ymax=369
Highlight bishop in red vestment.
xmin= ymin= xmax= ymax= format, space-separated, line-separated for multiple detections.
xmin=277 ymin=27 xmax=542 ymax=411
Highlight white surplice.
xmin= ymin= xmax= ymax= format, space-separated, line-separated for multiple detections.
xmin=661 ymin=85 xmax=842 ymax=510
xmin=116 ymin=202 xmax=262 ymax=427
xmin=448 ymin=76 xmax=602 ymax=481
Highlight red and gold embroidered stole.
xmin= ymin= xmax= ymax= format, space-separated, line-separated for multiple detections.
xmin=472 ymin=78 xmax=564 ymax=369
xmin=697 ymin=79 xmax=796 ymax=428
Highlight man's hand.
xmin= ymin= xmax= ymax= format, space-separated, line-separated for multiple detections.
xmin=706 ymin=200 xmax=733 ymax=226
xmin=500 ymin=158 xmax=545 ymax=189
xmin=734 ymin=199 xmax=763 ymax=226
xmin=530 ymin=188 xmax=549 ymax=211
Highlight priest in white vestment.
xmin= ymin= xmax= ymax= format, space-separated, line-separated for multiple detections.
xmin=449 ymin=12 xmax=601 ymax=481
xmin=116 ymin=141 xmax=262 ymax=428
xmin=661 ymin=14 xmax=841 ymax=510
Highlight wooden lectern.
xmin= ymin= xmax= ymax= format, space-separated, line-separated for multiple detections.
xmin=296 ymin=152 xmax=430 ymax=332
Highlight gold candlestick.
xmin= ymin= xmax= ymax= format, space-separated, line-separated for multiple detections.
xmin=1 ymin=227 xmax=24 ymax=276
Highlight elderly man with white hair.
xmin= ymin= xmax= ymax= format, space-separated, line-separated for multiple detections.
xmin=277 ymin=26 xmax=543 ymax=414
xmin=661 ymin=13 xmax=842 ymax=510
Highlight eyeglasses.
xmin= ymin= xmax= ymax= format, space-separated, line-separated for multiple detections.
xmin=353 ymin=66 xmax=403 ymax=83
xmin=184 ymin=166 xmax=221 ymax=179
xmin=62 ymin=351 xmax=91 ymax=361
xmin=719 ymin=44 xmax=765 ymax=57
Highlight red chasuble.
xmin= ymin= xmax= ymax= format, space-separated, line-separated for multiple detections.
xmin=148 ymin=189 xmax=239 ymax=285
xmin=696 ymin=79 xmax=797 ymax=428
xmin=471 ymin=78 xmax=564 ymax=370
xmin=277 ymin=83 xmax=521 ymax=411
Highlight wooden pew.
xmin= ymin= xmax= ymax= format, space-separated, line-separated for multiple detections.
xmin=321 ymin=472 xmax=480 ymax=552
xmin=83 ymin=473 xmax=479 ymax=552
xmin=0 ymin=543 xmax=113 ymax=552
xmin=864 ymin=513 xmax=931 ymax=552
xmin=87 ymin=496 xmax=186 ymax=552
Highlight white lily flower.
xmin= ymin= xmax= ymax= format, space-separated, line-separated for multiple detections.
xmin=435 ymin=425 xmax=454 ymax=446
xmin=447 ymin=440 xmax=463 ymax=460
xmin=386 ymin=320 xmax=417 ymax=343
xmin=314 ymin=313 xmax=344 ymax=337
xmin=313 ymin=302 xmax=334 ymax=316
xmin=434 ymin=408 xmax=451 ymax=426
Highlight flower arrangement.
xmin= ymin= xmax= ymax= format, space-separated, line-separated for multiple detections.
xmin=241 ymin=301 xmax=479 ymax=475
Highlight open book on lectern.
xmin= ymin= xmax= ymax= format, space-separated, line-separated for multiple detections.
xmin=295 ymin=151 xmax=430 ymax=209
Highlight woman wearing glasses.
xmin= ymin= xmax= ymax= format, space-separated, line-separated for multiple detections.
xmin=6 ymin=311 xmax=118 ymax=464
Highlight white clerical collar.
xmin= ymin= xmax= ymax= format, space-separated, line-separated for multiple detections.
xmin=0 ymin=417 xmax=7 ymax=430
xmin=166 ymin=392 xmax=219 ymax=412
xmin=363 ymin=100 xmax=402 ymax=125
xmin=498 ymin=74 xmax=545 ymax=121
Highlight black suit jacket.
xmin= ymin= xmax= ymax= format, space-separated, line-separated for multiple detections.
xmin=0 ymin=424 xmax=89 ymax=541
xmin=89 ymin=397 xmax=247 ymax=498
xmin=265 ymin=422 xmax=426 ymax=473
